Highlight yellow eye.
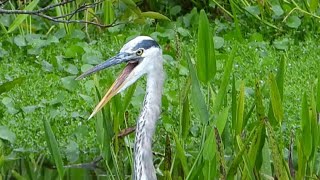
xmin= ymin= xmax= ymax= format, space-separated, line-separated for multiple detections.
xmin=136 ymin=49 xmax=144 ymax=56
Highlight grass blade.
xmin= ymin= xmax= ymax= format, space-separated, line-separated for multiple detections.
xmin=236 ymin=135 xmax=256 ymax=180
xmin=236 ymin=81 xmax=245 ymax=135
xmin=231 ymin=75 xmax=237 ymax=135
xmin=42 ymin=118 xmax=64 ymax=179
xmin=103 ymin=0 xmax=115 ymax=24
xmin=229 ymin=0 xmax=243 ymax=41
xmin=276 ymin=55 xmax=286 ymax=98
xmin=301 ymin=93 xmax=312 ymax=159
xmin=316 ymin=70 xmax=320 ymax=112
xmin=181 ymin=83 xmax=191 ymax=139
xmin=172 ymin=131 xmax=189 ymax=176
xmin=8 ymin=0 xmax=40 ymax=33
xmin=196 ymin=9 xmax=216 ymax=84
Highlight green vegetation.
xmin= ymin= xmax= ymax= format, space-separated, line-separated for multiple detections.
xmin=0 ymin=0 xmax=319 ymax=179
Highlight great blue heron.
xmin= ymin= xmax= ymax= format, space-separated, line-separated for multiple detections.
xmin=76 ymin=36 xmax=164 ymax=180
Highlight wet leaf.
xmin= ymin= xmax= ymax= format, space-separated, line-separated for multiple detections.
xmin=286 ymin=15 xmax=301 ymax=28
xmin=0 ymin=126 xmax=16 ymax=144
xmin=245 ymin=6 xmax=260 ymax=16
xmin=170 ymin=5 xmax=181 ymax=16
xmin=2 ymin=97 xmax=18 ymax=114
xmin=214 ymin=36 xmax=224 ymax=49
xmin=273 ymin=38 xmax=289 ymax=50
xmin=61 ymin=76 xmax=78 ymax=91
xmin=271 ymin=5 xmax=284 ymax=16
xmin=70 ymin=29 xmax=86 ymax=40
xmin=65 ymin=64 xmax=79 ymax=75
xmin=13 ymin=35 xmax=26 ymax=47
xmin=21 ymin=105 xmax=38 ymax=113
xmin=65 ymin=140 xmax=79 ymax=163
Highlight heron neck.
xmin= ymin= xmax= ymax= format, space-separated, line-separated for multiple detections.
xmin=134 ymin=65 xmax=164 ymax=180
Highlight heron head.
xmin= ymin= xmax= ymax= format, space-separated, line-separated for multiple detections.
xmin=76 ymin=36 xmax=162 ymax=119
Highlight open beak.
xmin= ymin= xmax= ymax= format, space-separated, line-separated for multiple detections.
xmin=76 ymin=52 xmax=141 ymax=119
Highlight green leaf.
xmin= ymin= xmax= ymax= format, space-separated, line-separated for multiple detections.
xmin=286 ymin=15 xmax=301 ymax=28
xmin=236 ymin=135 xmax=256 ymax=179
xmin=260 ymin=140 xmax=272 ymax=176
xmin=271 ymin=5 xmax=284 ymax=16
xmin=203 ymin=129 xmax=216 ymax=161
xmin=246 ymin=124 xmax=263 ymax=176
xmin=65 ymin=64 xmax=79 ymax=75
xmin=0 ymin=126 xmax=16 ymax=144
xmin=2 ymin=97 xmax=19 ymax=114
xmin=21 ymin=105 xmax=38 ymax=113
xmin=310 ymin=90 xmax=318 ymax=160
xmin=196 ymin=9 xmax=216 ymax=84
xmin=213 ymin=36 xmax=224 ymax=49
xmin=269 ymin=73 xmax=284 ymax=124
xmin=296 ymin=137 xmax=306 ymax=179
xmin=70 ymin=29 xmax=86 ymax=40
xmin=255 ymin=81 xmax=265 ymax=121
xmin=172 ymin=132 xmax=189 ymax=175
xmin=170 ymin=5 xmax=181 ymax=16
xmin=42 ymin=118 xmax=65 ymax=178
xmin=65 ymin=45 xmax=84 ymax=58
xmin=227 ymin=135 xmax=248 ymax=178
xmin=120 ymin=0 xmax=141 ymax=15
xmin=61 ymin=76 xmax=78 ymax=91
xmin=8 ymin=0 xmax=40 ymax=33
xmin=13 ymin=35 xmax=27 ymax=47
xmin=0 ymin=77 xmax=25 ymax=95
xmin=177 ymin=27 xmax=190 ymax=37
xmin=141 ymin=11 xmax=171 ymax=21
xmin=181 ymin=81 xmax=191 ymax=139
xmin=65 ymin=140 xmax=79 ymax=163
xmin=231 ymin=76 xmax=237 ymax=136
xmin=213 ymin=50 xmax=234 ymax=113
xmin=301 ymin=93 xmax=312 ymax=159
xmin=276 ymin=55 xmax=286 ymax=99
xmin=245 ymin=5 xmax=260 ymax=16
xmin=236 ymin=81 xmax=245 ymax=135
xmin=123 ymin=83 xmax=137 ymax=111
xmin=317 ymin=70 xmax=320 ymax=112
xmin=186 ymin=53 xmax=209 ymax=124
xmin=273 ymin=38 xmax=289 ymax=50
xmin=215 ymin=107 xmax=229 ymax=134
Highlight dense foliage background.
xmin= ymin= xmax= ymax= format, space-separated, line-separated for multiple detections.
xmin=0 ymin=0 xmax=319 ymax=179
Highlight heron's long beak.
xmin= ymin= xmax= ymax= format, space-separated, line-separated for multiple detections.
xmin=76 ymin=52 xmax=140 ymax=119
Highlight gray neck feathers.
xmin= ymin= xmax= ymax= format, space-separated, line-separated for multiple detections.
xmin=134 ymin=61 xmax=164 ymax=180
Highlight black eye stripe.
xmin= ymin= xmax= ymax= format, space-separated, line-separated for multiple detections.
xmin=132 ymin=40 xmax=159 ymax=51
